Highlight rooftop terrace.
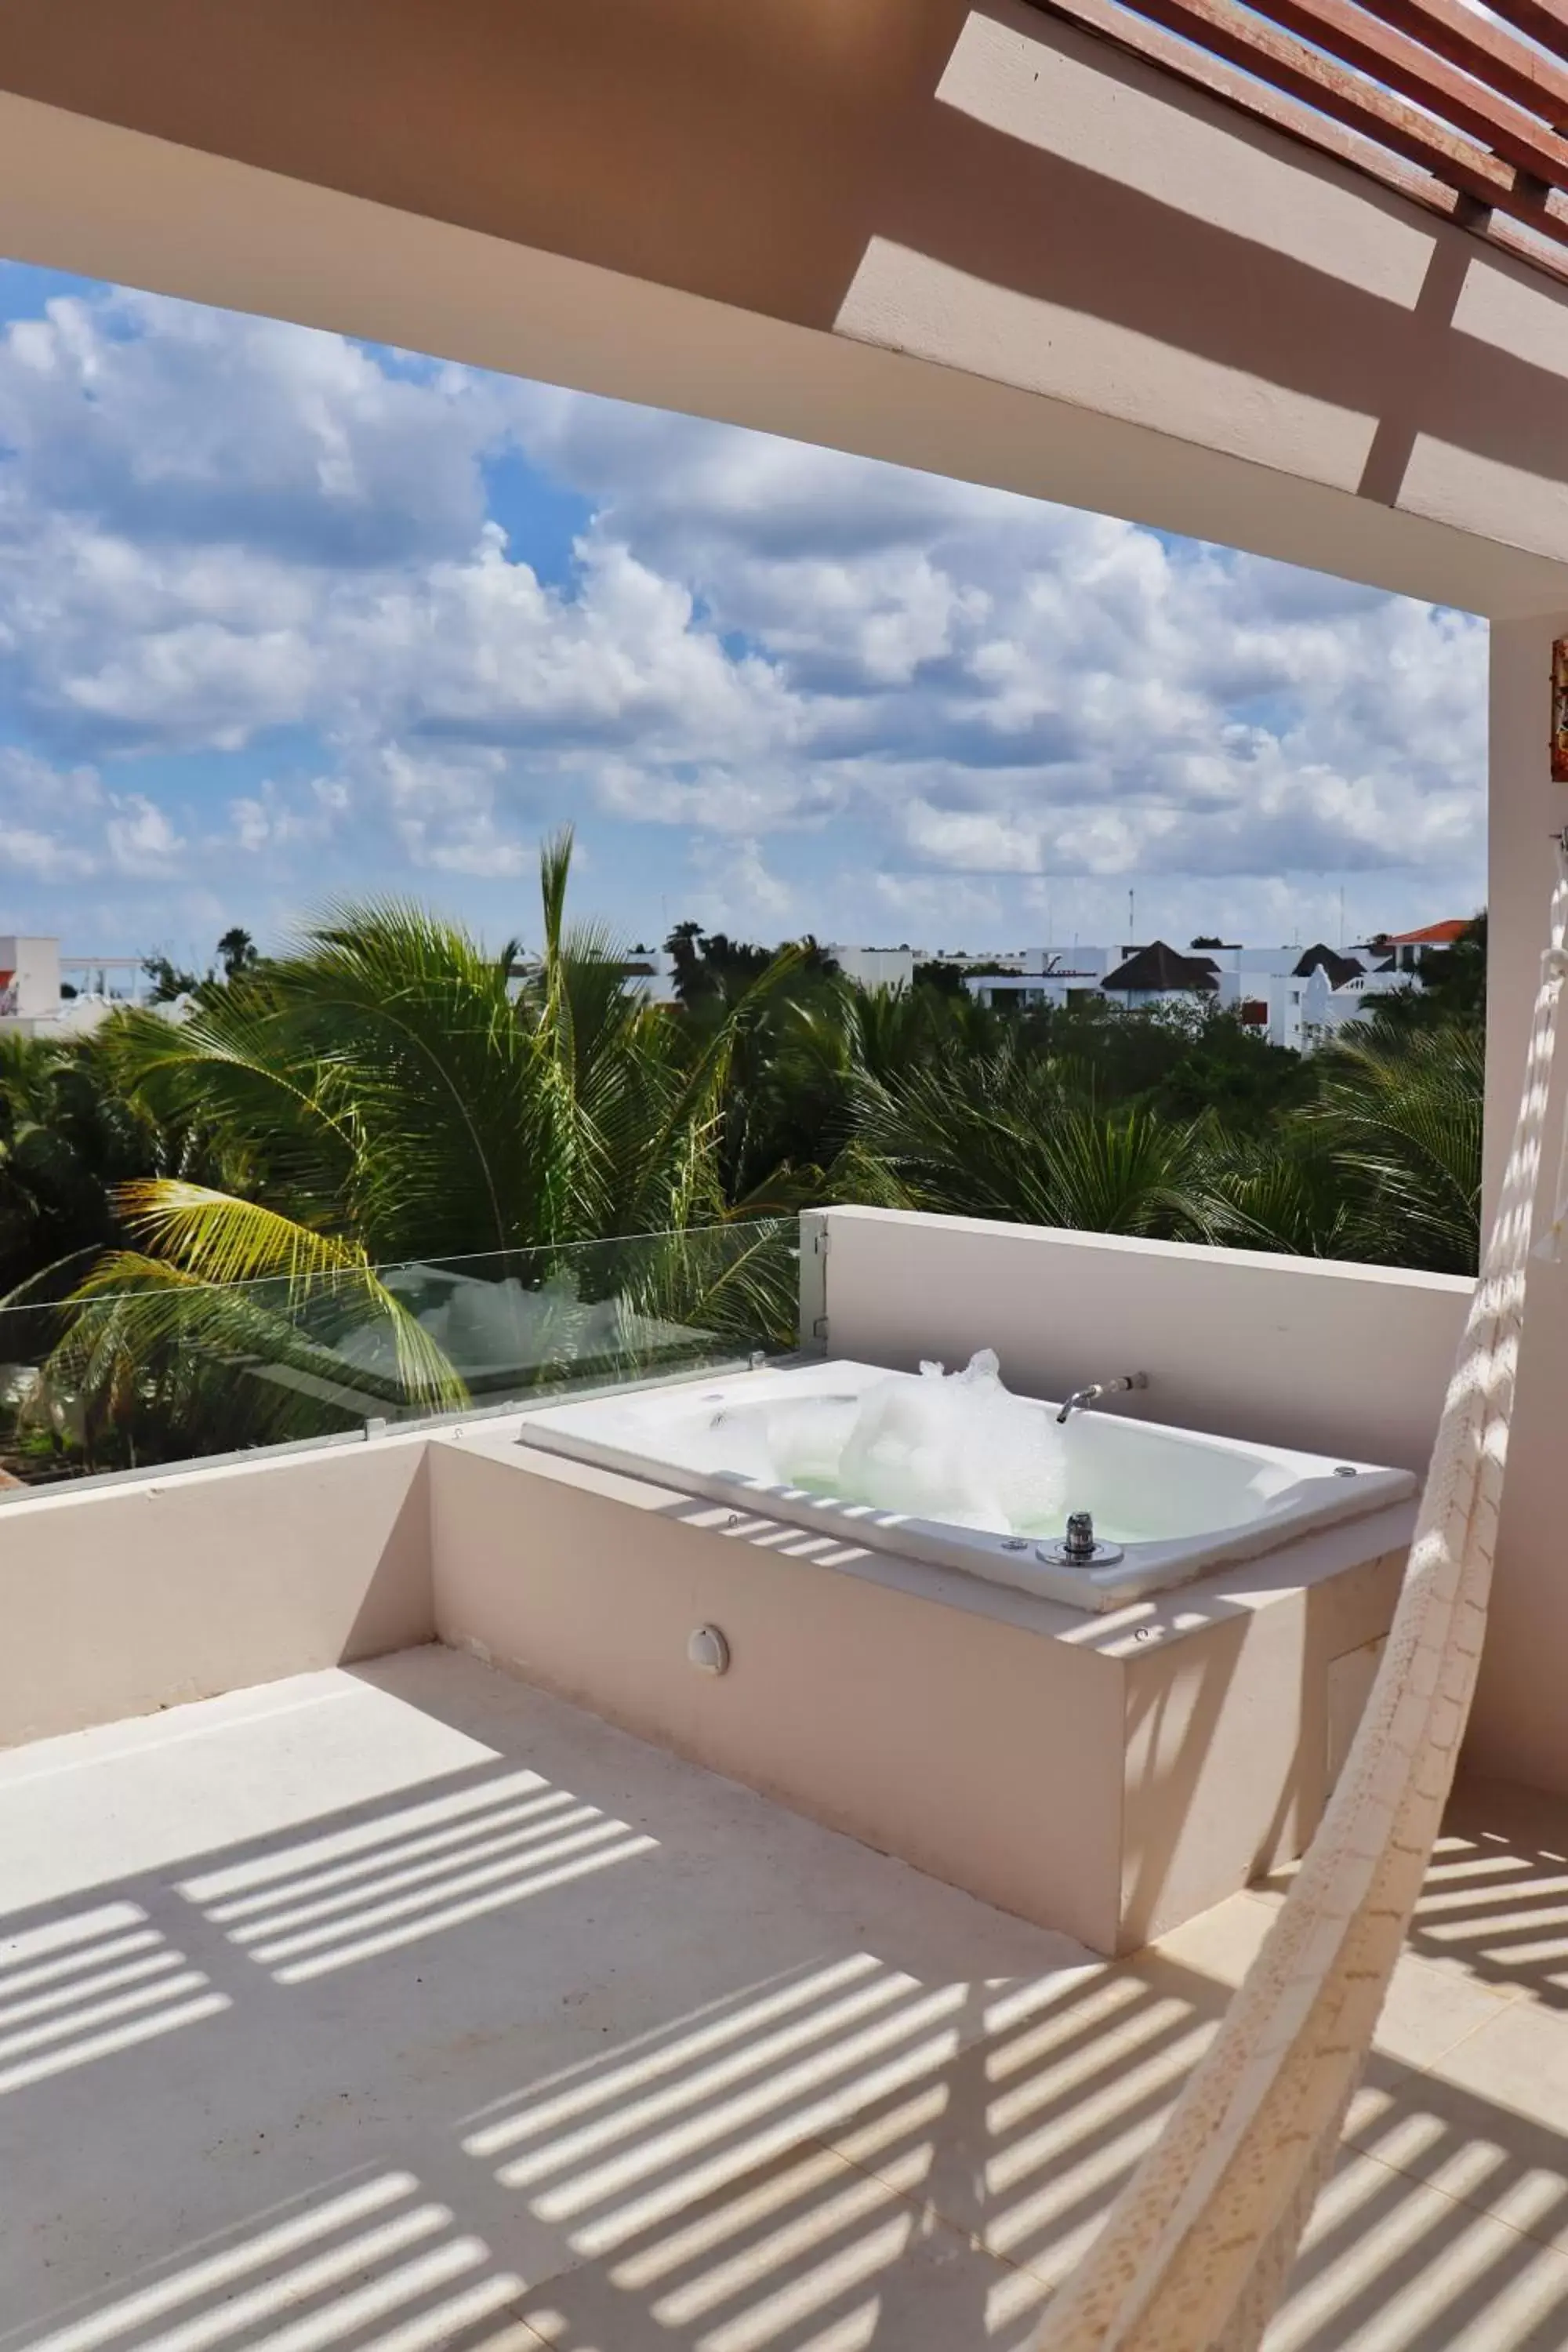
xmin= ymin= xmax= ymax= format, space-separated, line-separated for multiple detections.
xmin=0 ymin=1202 xmax=1552 ymax=2345
xmin=2 ymin=0 xmax=1568 ymax=2332
xmin=5 ymin=1645 xmax=1568 ymax=2352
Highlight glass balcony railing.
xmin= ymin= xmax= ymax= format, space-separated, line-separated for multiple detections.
xmin=0 ymin=1217 xmax=800 ymax=1494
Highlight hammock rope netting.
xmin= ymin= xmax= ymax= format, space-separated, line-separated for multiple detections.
xmin=1029 ymin=863 xmax=1568 ymax=2352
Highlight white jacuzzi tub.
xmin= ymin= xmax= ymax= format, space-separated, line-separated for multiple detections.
xmin=515 ymin=1357 xmax=1417 ymax=1610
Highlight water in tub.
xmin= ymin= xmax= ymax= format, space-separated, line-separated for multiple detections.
xmin=708 ymin=1350 xmax=1078 ymax=1537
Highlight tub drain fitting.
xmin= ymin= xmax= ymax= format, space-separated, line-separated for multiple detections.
xmin=1036 ymin=1509 xmax=1125 ymax=1570
xmin=1063 ymin=1511 xmax=1096 ymax=1561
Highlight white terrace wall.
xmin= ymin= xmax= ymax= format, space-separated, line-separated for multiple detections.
xmin=0 ymin=1436 xmax=433 ymax=1747
xmin=1477 ymin=612 xmax=1568 ymax=1793
xmin=810 ymin=1207 xmax=1471 ymax=1476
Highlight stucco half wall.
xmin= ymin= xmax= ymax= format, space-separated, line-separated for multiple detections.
xmin=0 ymin=2 xmax=1566 ymax=613
xmin=0 ymin=1438 xmax=434 ymax=1746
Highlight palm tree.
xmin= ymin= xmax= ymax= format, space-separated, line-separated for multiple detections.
xmin=38 ymin=832 xmax=800 ymax=1467
xmin=1148 ymin=1013 xmax=1483 ymax=1271
xmin=0 ymin=1028 xmax=176 ymax=1301
xmin=1204 ymin=1131 xmax=1365 ymax=1259
xmin=216 ymin=926 xmax=260 ymax=980
xmin=746 ymin=971 xmax=1006 ymax=1200
xmin=0 ymin=1026 xmax=223 ymax=1480
xmin=845 ymin=1038 xmax=1225 ymax=1240
xmin=829 ymin=990 xmax=1483 ymax=1273
xmin=1308 ymin=1015 xmax=1483 ymax=1273
xmin=22 ymin=880 xmax=1490 ymax=1476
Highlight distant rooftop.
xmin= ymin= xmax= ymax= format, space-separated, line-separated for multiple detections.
xmin=1102 ymin=939 xmax=1221 ymax=993
xmin=1294 ymin=942 xmax=1366 ymax=987
xmin=1384 ymin=920 xmax=1471 ymax=946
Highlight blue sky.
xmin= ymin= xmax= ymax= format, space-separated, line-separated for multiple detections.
xmin=0 ymin=259 xmax=1486 ymax=967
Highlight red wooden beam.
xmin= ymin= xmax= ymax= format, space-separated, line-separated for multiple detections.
xmin=1243 ymin=0 xmax=1568 ymax=190
xmin=1469 ymin=0 xmax=1568 ymax=72
xmin=1112 ymin=0 xmax=1553 ymax=219
xmin=1037 ymin=0 xmax=1465 ymax=214
xmin=1352 ymin=0 xmax=1568 ymax=131
xmin=1029 ymin=0 xmax=1568 ymax=281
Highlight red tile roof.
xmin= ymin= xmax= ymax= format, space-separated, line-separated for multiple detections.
xmin=1382 ymin=920 xmax=1469 ymax=946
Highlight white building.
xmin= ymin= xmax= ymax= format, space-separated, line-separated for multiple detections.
xmin=1203 ymin=944 xmax=1341 ymax=1052
xmin=0 ymin=939 xmax=161 ymax=1038
xmin=960 ymin=948 xmax=1118 ymax=1011
xmin=825 ymin=944 xmax=916 ymax=992
xmin=964 ymin=942 xmax=1225 ymax=1019
xmin=960 ymin=932 xmax=1453 ymax=1051
xmin=1310 ymin=960 xmax=1420 ymax=1039
xmin=617 ymin=950 xmax=679 ymax=1006
xmin=0 ymin=935 xmax=60 ymax=1028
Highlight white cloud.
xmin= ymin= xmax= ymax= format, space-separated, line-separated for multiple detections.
xmin=227 ymin=777 xmax=350 ymax=855
xmin=504 ymin=397 xmax=1486 ymax=906
xmin=0 ymin=276 xmax=1487 ymax=949
xmin=0 ymin=748 xmax=187 ymax=891
xmin=689 ymin=836 xmax=797 ymax=929
xmin=901 ymin=802 xmax=1047 ymax=874
xmin=0 ymin=827 xmax=96 ymax=881
xmin=103 ymin=794 xmax=183 ymax=877
xmin=370 ymin=743 xmax=535 ymax=877
xmin=870 ymin=868 xmax=1006 ymax=938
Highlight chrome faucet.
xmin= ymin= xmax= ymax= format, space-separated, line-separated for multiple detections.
xmin=1055 ymin=1370 xmax=1149 ymax=1426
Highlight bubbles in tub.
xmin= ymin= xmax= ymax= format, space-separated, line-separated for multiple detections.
xmin=763 ymin=1394 xmax=862 ymax=1488
xmin=701 ymin=1394 xmax=859 ymax=1490
xmin=703 ymin=1405 xmax=786 ymax=1486
xmin=762 ymin=1351 xmax=1067 ymax=1534
xmin=958 ymin=1352 xmax=1071 ymax=1532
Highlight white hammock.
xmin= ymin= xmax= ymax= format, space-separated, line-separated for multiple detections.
xmin=1031 ymin=866 xmax=1568 ymax=2352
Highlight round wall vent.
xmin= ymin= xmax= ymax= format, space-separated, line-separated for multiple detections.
xmin=688 ymin=1624 xmax=731 ymax=1677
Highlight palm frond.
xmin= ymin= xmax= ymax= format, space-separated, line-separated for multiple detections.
xmin=111 ymin=1181 xmax=373 ymax=1291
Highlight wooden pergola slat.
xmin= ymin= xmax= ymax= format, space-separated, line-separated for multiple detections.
xmin=1029 ymin=0 xmax=1568 ymax=279
xmin=1351 ymin=0 xmax=1568 ymax=130
xmin=1243 ymin=0 xmax=1568 ymax=190
xmin=1042 ymin=0 xmax=1472 ymax=213
xmin=1109 ymin=0 xmax=1559 ymax=216
xmin=1472 ymin=0 xmax=1568 ymax=72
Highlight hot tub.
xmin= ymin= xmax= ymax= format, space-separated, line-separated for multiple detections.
xmin=515 ymin=1355 xmax=1416 ymax=1610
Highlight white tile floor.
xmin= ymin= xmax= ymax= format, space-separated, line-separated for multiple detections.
xmin=3 ymin=1648 xmax=1568 ymax=2350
